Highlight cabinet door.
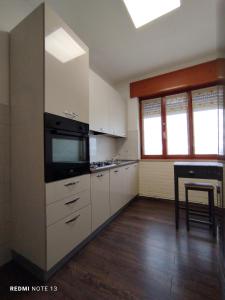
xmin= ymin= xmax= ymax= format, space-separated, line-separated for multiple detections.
xmin=132 ymin=163 xmax=138 ymax=198
xmin=123 ymin=163 xmax=139 ymax=205
xmin=110 ymin=168 xmax=124 ymax=215
xmin=45 ymin=6 xmax=89 ymax=123
xmin=109 ymin=89 xmax=127 ymax=137
xmin=89 ymin=70 xmax=110 ymax=133
xmin=123 ymin=165 xmax=133 ymax=204
xmin=91 ymin=171 xmax=110 ymax=231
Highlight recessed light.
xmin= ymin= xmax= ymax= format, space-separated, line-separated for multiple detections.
xmin=123 ymin=0 xmax=181 ymax=28
xmin=45 ymin=28 xmax=86 ymax=63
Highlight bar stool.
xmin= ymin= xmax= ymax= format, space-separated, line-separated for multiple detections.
xmin=184 ymin=182 xmax=216 ymax=236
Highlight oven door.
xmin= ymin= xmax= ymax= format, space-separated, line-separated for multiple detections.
xmin=45 ymin=128 xmax=90 ymax=182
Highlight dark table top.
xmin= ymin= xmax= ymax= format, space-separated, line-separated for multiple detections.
xmin=174 ymin=162 xmax=223 ymax=167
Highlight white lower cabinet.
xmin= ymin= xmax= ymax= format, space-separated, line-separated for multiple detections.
xmin=46 ymin=174 xmax=91 ymax=270
xmin=131 ymin=164 xmax=139 ymax=198
xmin=46 ymin=174 xmax=90 ymax=205
xmin=46 ymin=189 xmax=91 ymax=226
xmin=91 ymin=171 xmax=110 ymax=231
xmin=47 ymin=204 xmax=91 ymax=270
xmin=109 ymin=167 xmax=125 ymax=215
xmin=109 ymin=163 xmax=138 ymax=216
xmin=46 ymin=164 xmax=138 ymax=271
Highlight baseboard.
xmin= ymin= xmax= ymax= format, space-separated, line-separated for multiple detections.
xmin=138 ymin=195 xmax=174 ymax=204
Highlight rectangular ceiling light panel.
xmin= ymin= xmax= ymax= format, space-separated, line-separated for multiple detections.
xmin=123 ymin=0 xmax=181 ymax=28
xmin=45 ymin=28 xmax=86 ymax=63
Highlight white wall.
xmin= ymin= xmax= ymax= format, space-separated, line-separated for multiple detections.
xmin=139 ymin=160 xmax=220 ymax=205
xmin=0 ymin=31 xmax=11 ymax=266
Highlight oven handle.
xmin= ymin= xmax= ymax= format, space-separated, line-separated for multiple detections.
xmin=48 ymin=129 xmax=88 ymax=138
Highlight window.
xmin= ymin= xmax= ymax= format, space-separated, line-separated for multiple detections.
xmin=140 ymin=85 xmax=224 ymax=159
xmin=192 ymin=87 xmax=222 ymax=155
xmin=166 ymin=93 xmax=189 ymax=155
xmin=142 ymin=98 xmax=162 ymax=155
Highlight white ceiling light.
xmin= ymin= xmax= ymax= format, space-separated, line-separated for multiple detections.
xmin=123 ymin=0 xmax=181 ymax=28
xmin=45 ymin=28 xmax=86 ymax=63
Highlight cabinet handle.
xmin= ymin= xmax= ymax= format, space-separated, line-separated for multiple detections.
xmin=64 ymin=181 xmax=79 ymax=187
xmin=72 ymin=112 xmax=79 ymax=119
xmin=65 ymin=214 xmax=80 ymax=224
xmin=114 ymin=170 xmax=119 ymax=173
xmin=64 ymin=197 xmax=80 ymax=205
xmin=97 ymin=174 xmax=103 ymax=177
xmin=189 ymin=170 xmax=195 ymax=175
xmin=125 ymin=167 xmax=129 ymax=170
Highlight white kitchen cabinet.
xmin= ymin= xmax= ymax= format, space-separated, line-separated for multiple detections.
xmin=110 ymin=163 xmax=138 ymax=213
xmin=47 ymin=204 xmax=91 ymax=269
xmin=123 ymin=165 xmax=133 ymax=205
xmin=11 ymin=3 xmax=91 ymax=275
xmin=45 ymin=6 xmax=89 ymax=123
xmin=91 ymin=171 xmax=110 ymax=231
xmin=131 ymin=163 xmax=139 ymax=198
xmin=109 ymin=167 xmax=125 ymax=215
xmin=89 ymin=70 xmax=110 ymax=133
xmin=89 ymin=69 xmax=127 ymax=137
xmin=109 ymin=89 xmax=126 ymax=137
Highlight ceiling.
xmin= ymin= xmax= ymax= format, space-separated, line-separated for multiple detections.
xmin=0 ymin=0 xmax=224 ymax=84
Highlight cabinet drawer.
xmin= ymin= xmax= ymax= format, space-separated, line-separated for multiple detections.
xmin=46 ymin=190 xmax=90 ymax=226
xmin=47 ymin=205 xmax=91 ymax=270
xmin=46 ymin=174 xmax=90 ymax=205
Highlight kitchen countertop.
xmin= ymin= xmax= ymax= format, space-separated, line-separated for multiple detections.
xmin=90 ymin=160 xmax=139 ymax=173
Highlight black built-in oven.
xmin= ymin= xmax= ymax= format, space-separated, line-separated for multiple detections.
xmin=44 ymin=113 xmax=90 ymax=182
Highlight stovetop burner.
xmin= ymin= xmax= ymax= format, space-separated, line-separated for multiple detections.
xmin=90 ymin=160 xmax=115 ymax=169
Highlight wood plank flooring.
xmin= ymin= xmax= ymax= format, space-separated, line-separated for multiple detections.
xmin=0 ymin=198 xmax=222 ymax=300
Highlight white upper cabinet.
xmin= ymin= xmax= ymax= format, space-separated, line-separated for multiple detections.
xmin=89 ymin=70 xmax=127 ymax=137
xmin=45 ymin=6 xmax=89 ymax=124
xmin=109 ymin=89 xmax=126 ymax=137
xmin=89 ymin=70 xmax=110 ymax=133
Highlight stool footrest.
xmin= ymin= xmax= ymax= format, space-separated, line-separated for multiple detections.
xmin=189 ymin=218 xmax=212 ymax=226
xmin=189 ymin=211 xmax=210 ymax=218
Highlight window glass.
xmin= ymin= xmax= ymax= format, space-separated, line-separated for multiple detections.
xmin=142 ymin=98 xmax=162 ymax=155
xmin=192 ymin=86 xmax=222 ymax=155
xmin=166 ymin=93 xmax=189 ymax=155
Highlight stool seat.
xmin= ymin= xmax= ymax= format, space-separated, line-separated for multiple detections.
xmin=185 ymin=182 xmax=214 ymax=191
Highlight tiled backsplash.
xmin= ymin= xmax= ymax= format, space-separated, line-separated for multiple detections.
xmin=89 ymin=134 xmax=118 ymax=162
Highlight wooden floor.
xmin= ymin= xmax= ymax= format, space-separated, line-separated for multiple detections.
xmin=0 ymin=198 xmax=222 ymax=300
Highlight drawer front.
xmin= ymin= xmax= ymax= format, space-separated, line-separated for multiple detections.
xmin=174 ymin=166 xmax=222 ymax=180
xmin=47 ymin=205 xmax=91 ymax=270
xmin=46 ymin=190 xmax=91 ymax=226
xmin=46 ymin=174 xmax=90 ymax=205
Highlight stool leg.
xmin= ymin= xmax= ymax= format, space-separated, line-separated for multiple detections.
xmin=185 ymin=188 xmax=190 ymax=231
xmin=210 ymin=190 xmax=216 ymax=237
xmin=208 ymin=190 xmax=212 ymax=223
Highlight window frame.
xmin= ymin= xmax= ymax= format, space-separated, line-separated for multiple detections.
xmin=140 ymin=84 xmax=224 ymax=160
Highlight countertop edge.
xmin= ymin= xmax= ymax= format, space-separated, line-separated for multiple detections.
xmin=90 ymin=160 xmax=139 ymax=173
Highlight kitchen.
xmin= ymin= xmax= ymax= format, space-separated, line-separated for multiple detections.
xmin=0 ymin=0 xmax=225 ymax=299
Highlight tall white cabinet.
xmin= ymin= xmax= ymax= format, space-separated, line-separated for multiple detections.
xmin=45 ymin=7 xmax=89 ymax=123
xmin=11 ymin=4 xmax=90 ymax=275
